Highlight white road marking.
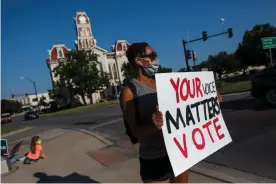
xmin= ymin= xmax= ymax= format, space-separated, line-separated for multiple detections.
xmin=89 ymin=118 xmax=123 ymax=130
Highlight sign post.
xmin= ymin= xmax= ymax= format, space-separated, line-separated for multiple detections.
xmin=155 ymin=72 xmax=232 ymax=176
xmin=1 ymin=139 xmax=8 ymax=156
xmin=262 ymin=37 xmax=276 ymax=66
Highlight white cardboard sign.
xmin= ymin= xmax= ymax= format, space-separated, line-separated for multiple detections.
xmin=155 ymin=72 xmax=232 ymax=177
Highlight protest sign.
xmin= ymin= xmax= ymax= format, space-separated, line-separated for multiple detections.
xmin=155 ymin=72 xmax=232 ymax=177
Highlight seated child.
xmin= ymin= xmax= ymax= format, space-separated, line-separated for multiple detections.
xmin=24 ymin=136 xmax=46 ymax=164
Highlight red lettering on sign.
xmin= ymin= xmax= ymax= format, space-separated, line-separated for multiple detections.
xmin=195 ymin=77 xmax=203 ymax=97
xmin=180 ymin=78 xmax=189 ymax=101
xmin=213 ymin=117 xmax=225 ymax=140
xmin=170 ymin=78 xmax=180 ymax=103
xmin=170 ymin=77 xmax=204 ymax=104
xmin=192 ymin=128 xmax=205 ymax=150
xmin=202 ymin=121 xmax=214 ymax=143
xmin=174 ymin=134 xmax=188 ymax=158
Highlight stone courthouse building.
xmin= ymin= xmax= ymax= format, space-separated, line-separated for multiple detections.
xmin=46 ymin=12 xmax=130 ymax=104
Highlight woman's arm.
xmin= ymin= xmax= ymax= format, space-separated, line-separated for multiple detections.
xmin=121 ymin=86 xmax=160 ymax=138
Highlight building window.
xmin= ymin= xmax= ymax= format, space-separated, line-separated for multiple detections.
xmin=113 ymin=63 xmax=118 ymax=80
xmin=108 ymin=64 xmax=112 ymax=76
xmin=123 ymin=45 xmax=127 ymax=51
xmin=58 ymin=50 xmax=63 ymax=58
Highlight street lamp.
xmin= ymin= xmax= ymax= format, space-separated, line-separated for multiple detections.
xmin=20 ymin=77 xmax=40 ymax=112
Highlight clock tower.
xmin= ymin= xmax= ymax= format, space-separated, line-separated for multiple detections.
xmin=74 ymin=12 xmax=96 ymax=50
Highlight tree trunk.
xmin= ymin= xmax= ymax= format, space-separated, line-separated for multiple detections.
xmin=80 ymin=93 xmax=87 ymax=105
xmin=69 ymin=94 xmax=74 ymax=107
xmin=89 ymin=93 xmax=93 ymax=104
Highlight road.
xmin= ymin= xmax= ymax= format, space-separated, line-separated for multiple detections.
xmin=2 ymin=92 xmax=276 ymax=179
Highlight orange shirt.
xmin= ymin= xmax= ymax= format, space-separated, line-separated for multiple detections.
xmin=27 ymin=145 xmax=42 ymax=160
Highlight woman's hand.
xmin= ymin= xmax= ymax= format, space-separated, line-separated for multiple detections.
xmin=217 ymin=92 xmax=223 ymax=103
xmin=152 ymin=105 xmax=163 ymax=129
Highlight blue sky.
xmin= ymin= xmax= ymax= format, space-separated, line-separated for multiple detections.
xmin=2 ymin=0 xmax=276 ymax=98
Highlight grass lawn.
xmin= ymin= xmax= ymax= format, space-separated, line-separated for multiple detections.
xmin=218 ymin=81 xmax=251 ymax=94
xmin=41 ymin=100 xmax=119 ymax=116
xmin=1 ymin=127 xmax=26 ymax=135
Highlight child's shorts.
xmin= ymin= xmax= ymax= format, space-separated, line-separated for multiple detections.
xmin=23 ymin=157 xmax=39 ymax=164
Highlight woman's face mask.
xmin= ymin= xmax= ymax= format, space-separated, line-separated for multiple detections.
xmin=137 ymin=58 xmax=159 ymax=78
xmin=136 ymin=50 xmax=159 ymax=78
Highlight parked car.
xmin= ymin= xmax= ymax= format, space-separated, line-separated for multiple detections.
xmin=1 ymin=113 xmax=12 ymax=123
xmin=251 ymin=66 xmax=276 ymax=106
xmin=24 ymin=111 xmax=39 ymax=121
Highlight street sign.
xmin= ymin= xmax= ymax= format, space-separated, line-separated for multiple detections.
xmin=262 ymin=37 xmax=276 ymax=49
xmin=1 ymin=139 xmax=8 ymax=156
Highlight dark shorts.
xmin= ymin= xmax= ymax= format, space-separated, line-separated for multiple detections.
xmin=139 ymin=155 xmax=174 ymax=182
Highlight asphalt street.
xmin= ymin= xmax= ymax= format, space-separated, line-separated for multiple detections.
xmin=2 ymin=92 xmax=276 ymax=179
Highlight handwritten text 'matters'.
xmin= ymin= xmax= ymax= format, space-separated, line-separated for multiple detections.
xmin=165 ymin=96 xmax=221 ymax=134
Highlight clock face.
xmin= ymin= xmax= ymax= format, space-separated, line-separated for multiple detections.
xmin=79 ymin=15 xmax=87 ymax=24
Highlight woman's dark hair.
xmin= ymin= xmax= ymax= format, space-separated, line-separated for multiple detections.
xmin=30 ymin=136 xmax=40 ymax=154
xmin=126 ymin=42 xmax=150 ymax=65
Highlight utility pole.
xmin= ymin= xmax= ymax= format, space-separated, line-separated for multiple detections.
xmin=182 ymin=40 xmax=191 ymax=71
xmin=20 ymin=77 xmax=40 ymax=112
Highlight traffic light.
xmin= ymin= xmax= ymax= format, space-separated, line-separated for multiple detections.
xmin=186 ymin=50 xmax=191 ymax=60
xmin=228 ymin=28 xmax=233 ymax=38
xmin=202 ymin=31 xmax=207 ymax=41
xmin=192 ymin=51 xmax=197 ymax=61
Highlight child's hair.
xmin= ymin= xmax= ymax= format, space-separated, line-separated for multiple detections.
xmin=30 ymin=136 xmax=40 ymax=154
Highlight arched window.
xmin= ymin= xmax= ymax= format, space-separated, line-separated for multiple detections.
xmin=79 ymin=40 xmax=82 ymax=48
xmin=123 ymin=45 xmax=127 ymax=51
xmin=108 ymin=64 xmax=112 ymax=77
xmin=86 ymin=39 xmax=89 ymax=48
xmin=58 ymin=50 xmax=63 ymax=58
xmin=113 ymin=63 xmax=118 ymax=80
xmin=80 ymin=28 xmax=85 ymax=37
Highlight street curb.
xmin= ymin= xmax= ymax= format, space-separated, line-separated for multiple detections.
xmin=191 ymin=161 xmax=276 ymax=183
xmin=73 ymin=129 xmax=113 ymax=146
xmin=1 ymin=127 xmax=33 ymax=138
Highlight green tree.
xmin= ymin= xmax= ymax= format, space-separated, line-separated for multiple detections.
xmin=157 ymin=66 xmax=172 ymax=73
xmin=197 ymin=52 xmax=241 ymax=78
xmin=121 ymin=62 xmax=136 ymax=81
xmin=1 ymin=100 xmax=22 ymax=114
xmin=235 ymin=24 xmax=276 ymax=67
xmin=178 ymin=68 xmax=187 ymax=72
xmin=53 ymin=50 xmax=111 ymax=105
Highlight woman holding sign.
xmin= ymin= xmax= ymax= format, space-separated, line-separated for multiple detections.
xmin=120 ymin=42 xmax=190 ymax=183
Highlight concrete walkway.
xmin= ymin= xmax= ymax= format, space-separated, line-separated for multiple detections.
xmin=1 ymin=129 xmax=274 ymax=183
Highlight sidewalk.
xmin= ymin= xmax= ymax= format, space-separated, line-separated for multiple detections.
xmin=1 ymin=129 xmax=273 ymax=183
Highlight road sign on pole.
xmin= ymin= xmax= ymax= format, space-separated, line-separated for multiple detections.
xmin=262 ymin=37 xmax=276 ymax=49
xmin=262 ymin=37 xmax=275 ymax=66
